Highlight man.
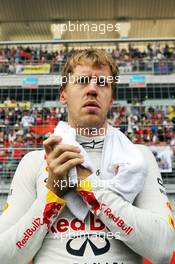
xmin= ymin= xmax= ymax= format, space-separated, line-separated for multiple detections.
xmin=0 ymin=49 xmax=174 ymax=264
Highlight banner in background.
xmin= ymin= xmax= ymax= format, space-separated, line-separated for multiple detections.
xmin=129 ymin=75 xmax=146 ymax=87
xmin=29 ymin=124 xmax=55 ymax=135
xmin=16 ymin=64 xmax=50 ymax=74
xmin=22 ymin=76 xmax=39 ymax=88
xmin=0 ymin=102 xmax=31 ymax=108
xmin=149 ymin=146 xmax=172 ymax=173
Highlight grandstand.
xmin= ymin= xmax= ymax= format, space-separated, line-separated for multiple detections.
xmin=0 ymin=43 xmax=175 ymax=215
xmin=0 ymin=0 xmax=174 ymax=209
xmin=0 ymin=1 xmax=175 ymax=263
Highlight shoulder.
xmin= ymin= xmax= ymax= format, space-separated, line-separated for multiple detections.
xmin=135 ymin=144 xmax=154 ymax=158
xmin=5 ymin=150 xmax=46 ymax=202
xmin=22 ymin=149 xmax=45 ymax=162
xmin=15 ymin=149 xmax=45 ymax=180
xmin=135 ymin=144 xmax=160 ymax=174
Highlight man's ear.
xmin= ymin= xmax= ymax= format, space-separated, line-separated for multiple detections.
xmin=60 ymin=88 xmax=67 ymax=105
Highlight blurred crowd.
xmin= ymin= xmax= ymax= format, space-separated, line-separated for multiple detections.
xmin=0 ymin=102 xmax=174 ymax=149
xmin=0 ymin=104 xmax=67 ymax=146
xmin=0 ymin=43 xmax=174 ymax=181
xmin=109 ymin=104 xmax=175 ymax=145
xmin=0 ymin=100 xmax=175 ymax=179
xmin=0 ymin=44 xmax=175 ymax=74
xmin=109 ymin=104 xmax=175 ymax=174
xmin=0 ymin=104 xmax=67 ymax=178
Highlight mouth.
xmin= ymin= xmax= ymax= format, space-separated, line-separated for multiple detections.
xmin=82 ymin=101 xmax=100 ymax=111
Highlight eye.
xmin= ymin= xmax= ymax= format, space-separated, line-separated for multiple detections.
xmin=76 ymin=76 xmax=90 ymax=84
xmin=97 ymin=77 xmax=108 ymax=87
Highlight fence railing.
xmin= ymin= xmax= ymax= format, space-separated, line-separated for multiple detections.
xmin=0 ymin=59 xmax=175 ymax=75
xmin=0 ymin=146 xmax=174 ymax=185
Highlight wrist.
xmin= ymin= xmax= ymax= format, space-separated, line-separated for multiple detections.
xmin=46 ymin=179 xmax=68 ymax=197
xmin=77 ymin=165 xmax=92 ymax=181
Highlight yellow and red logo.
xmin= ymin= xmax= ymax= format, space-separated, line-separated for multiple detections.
xmin=166 ymin=202 xmax=173 ymax=212
xmin=168 ymin=215 xmax=175 ymax=230
xmin=77 ymin=177 xmax=92 ymax=192
xmin=3 ymin=202 xmax=8 ymax=211
xmin=44 ymin=166 xmax=49 ymax=173
xmin=43 ymin=190 xmax=66 ymax=230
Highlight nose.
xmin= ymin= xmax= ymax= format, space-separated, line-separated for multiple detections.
xmin=86 ymin=79 xmax=98 ymax=97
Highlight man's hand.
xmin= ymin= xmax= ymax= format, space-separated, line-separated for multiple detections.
xmin=77 ymin=165 xmax=92 ymax=183
xmin=43 ymin=136 xmax=84 ymax=197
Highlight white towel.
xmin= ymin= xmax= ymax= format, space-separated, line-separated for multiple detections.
xmin=90 ymin=126 xmax=147 ymax=202
xmin=53 ymin=121 xmax=94 ymax=185
xmin=53 ymin=122 xmax=93 ymax=220
xmin=52 ymin=121 xmax=147 ymax=221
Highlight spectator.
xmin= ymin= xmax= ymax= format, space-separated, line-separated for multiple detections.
xmin=21 ymin=110 xmax=34 ymax=133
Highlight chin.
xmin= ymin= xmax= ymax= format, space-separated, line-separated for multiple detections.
xmin=79 ymin=115 xmax=104 ymax=129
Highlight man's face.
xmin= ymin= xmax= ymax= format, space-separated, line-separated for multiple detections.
xmin=60 ymin=63 xmax=113 ymax=129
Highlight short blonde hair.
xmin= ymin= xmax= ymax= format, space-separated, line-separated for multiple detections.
xmin=61 ymin=49 xmax=119 ymax=97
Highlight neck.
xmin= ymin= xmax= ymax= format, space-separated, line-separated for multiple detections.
xmin=68 ymin=121 xmax=108 ymax=137
xmin=76 ymin=127 xmax=107 ymax=137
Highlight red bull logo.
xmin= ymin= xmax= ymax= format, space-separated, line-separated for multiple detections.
xmin=42 ymin=190 xmax=66 ymax=230
xmin=166 ymin=201 xmax=175 ymax=230
xmin=168 ymin=215 xmax=175 ymax=230
xmin=103 ymin=207 xmax=134 ymax=235
xmin=3 ymin=201 xmax=8 ymax=211
xmin=43 ymin=202 xmax=62 ymax=230
xmin=167 ymin=202 xmax=173 ymax=212
xmin=16 ymin=218 xmax=43 ymax=249
xmin=79 ymin=190 xmax=102 ymax=215
xmin=51 ymin=212 xmax=106 ymax=233
xmin=79 ymin=190 xmax=133 ymax=236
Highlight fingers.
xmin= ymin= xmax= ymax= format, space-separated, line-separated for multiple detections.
xmin=53 ymin=157 xmax=84 ymax=176
xmin=47 ymin=144 xmax=81 ymax=160
xmin=57 ymin=151 xmax=83 ymax=165
xmin=46 ymin=155 xmax=84 ymax=197
xmin=43 ymin=136 xmax=62 ymax=156
xmin=44 ymin=136 xmax=84 ymax=196
xmin=48 ymin=151 xmax=83 ymax=167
